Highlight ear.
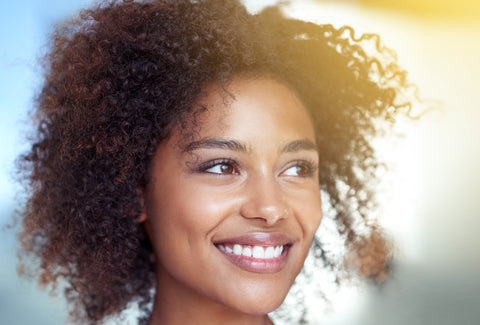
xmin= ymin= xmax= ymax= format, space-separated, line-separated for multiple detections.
xmin=136 ymin=195 xmax=148 ymax=223
xmin=137 ymin=198 xmax=153 ymax=242
xmin=137 ymin=208 xmax=148 ymax=223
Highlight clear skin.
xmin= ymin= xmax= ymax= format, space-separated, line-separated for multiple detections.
xmin=140 ymin=77 xmax=322 ymax=325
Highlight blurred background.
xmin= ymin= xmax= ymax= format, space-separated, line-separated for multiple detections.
xmin=1 ymin=0 xmax=479 ymax=324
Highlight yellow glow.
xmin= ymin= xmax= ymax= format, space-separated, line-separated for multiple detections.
xmin=359 ymin=0 xmax=480 ymax=18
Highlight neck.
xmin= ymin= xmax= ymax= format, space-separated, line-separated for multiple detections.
xmin=148 ymin=267 xmax=274 ymax=325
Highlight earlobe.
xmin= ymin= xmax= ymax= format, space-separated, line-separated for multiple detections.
xmin=137 ymin=207 xmax=153 ymax=245
xmin=137 ymin=208 xmax=148 ymax=223
xmin=136 ymin=195 xmax=148 ymax=223
xmin=136 ymin=197 xmax=153 ymax=240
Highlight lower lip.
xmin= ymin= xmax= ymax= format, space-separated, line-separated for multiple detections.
xmin=216 ymin=246 xmax=289 ymax=273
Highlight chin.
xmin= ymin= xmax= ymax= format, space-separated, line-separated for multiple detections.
xmin=234 ymin=301 xmax=284 ymax=316
xmin=224 ymin=284 xmax=290 ymax=315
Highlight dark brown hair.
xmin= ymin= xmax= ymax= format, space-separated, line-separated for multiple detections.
xmin=17 ymin=0 xmax=412 ymax=323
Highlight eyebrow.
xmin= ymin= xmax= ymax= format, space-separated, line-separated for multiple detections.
xmin=183 ymin=138 xmax=317 ymax=154
xmin=280 ymin=139 xmax=317 ymax=153
xmin=183 ymin=138 xmax=249 ymax=153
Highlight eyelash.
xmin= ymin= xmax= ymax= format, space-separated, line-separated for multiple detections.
xmin=196 ymin=158 xmax=239 ymax=175
xmin=284 ymin=160 xmax=318 ymax=178
xmin=196 ymin=158 xmax=318 ymax=177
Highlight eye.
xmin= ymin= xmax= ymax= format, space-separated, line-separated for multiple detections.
xmin=206 ymin=163 xmax=236 ymax=175
xmin=198 ymin=159 xmax=239 ymax=175
xmin=282 ymin=160 xmax=317 ymax=177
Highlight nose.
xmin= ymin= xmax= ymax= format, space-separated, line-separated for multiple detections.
xmin=240 ymin=175 xmax=291 ymax=225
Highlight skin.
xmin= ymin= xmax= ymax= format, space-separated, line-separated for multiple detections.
xmin=141 ymin=77 xmax=323 ymax=325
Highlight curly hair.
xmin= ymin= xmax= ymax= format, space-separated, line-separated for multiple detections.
xmin=17 ymin=0 xmax=412 ymax=323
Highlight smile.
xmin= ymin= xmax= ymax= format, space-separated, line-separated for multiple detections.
xmin=213 ymin=232 xmax=293 ymax=273
xmin=216 ymin=244 xmax=283 ymax=259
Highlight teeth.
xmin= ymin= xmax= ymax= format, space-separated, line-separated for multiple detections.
xmin=265 ymin=246 xmax=274 ymax=258
xmin=242 ymin=246 xmax=252 ymax=257
xmin=275 ymin=245 xmax=283 ymax=257
xmin=217 ymin=244 xmax=285 ymax=259
xmin=233 ymin=244 xmax=242 ymax=255
xmin=252 ymin=246 xmax=264 ymax=258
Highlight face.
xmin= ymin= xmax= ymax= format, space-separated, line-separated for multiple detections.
xmin=143 ymin=77 xmax=322 ymax=316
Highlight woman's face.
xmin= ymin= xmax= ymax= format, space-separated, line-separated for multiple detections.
xmin=143 ymin=77 xmax=322 ymax=315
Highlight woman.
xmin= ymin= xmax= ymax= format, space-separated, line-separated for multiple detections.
xmin=17 ymin=0 xmax=411 ymax=324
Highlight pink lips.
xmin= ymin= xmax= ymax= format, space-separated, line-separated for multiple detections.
xmin=214 ymin=232 xmax=293 ymax=273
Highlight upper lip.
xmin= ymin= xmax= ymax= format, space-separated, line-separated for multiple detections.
xmin=213 ymin=232 xmax=294 ymax=247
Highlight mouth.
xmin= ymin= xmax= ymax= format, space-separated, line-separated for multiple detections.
xmin=213 ymin=233 xmax=293 ymax=273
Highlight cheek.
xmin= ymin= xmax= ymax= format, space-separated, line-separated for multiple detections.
xmin=292 ymin=188 xmax=322 ymax=238
xmin=307 ymin=196 xmax=322 ymax=234
xmin=146 ymin=181 xmax=238 ymax=251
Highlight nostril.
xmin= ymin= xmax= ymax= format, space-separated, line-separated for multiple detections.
xmin=255 ymin=205 xmax=290 ymax=225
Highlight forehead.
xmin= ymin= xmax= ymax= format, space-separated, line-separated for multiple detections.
xmin=178 ymin=77 xmax=316 ymax=147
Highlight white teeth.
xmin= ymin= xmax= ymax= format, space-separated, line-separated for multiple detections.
xmin=274 ymin=246 xmax=281 ymax=258
xmin=218 ymin=244 xmax=285 ymax=259
xmin=275 ymin=245 xmax=284 ymax=257
xmin=233 ymin=244 xmax=242 ymax=255
xmin=242 ymin=246 xmax=252 ymax=257
xmin=252 ymin=246 xmax=265 ymax=258
xmin=265 ymin=246 xmax=275 ymax=258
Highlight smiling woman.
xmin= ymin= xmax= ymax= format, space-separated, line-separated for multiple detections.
xmin=142 ymin=78 xmax=322 ymax=324
xmin=16 ymin=0 xmax=412 ymax=324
